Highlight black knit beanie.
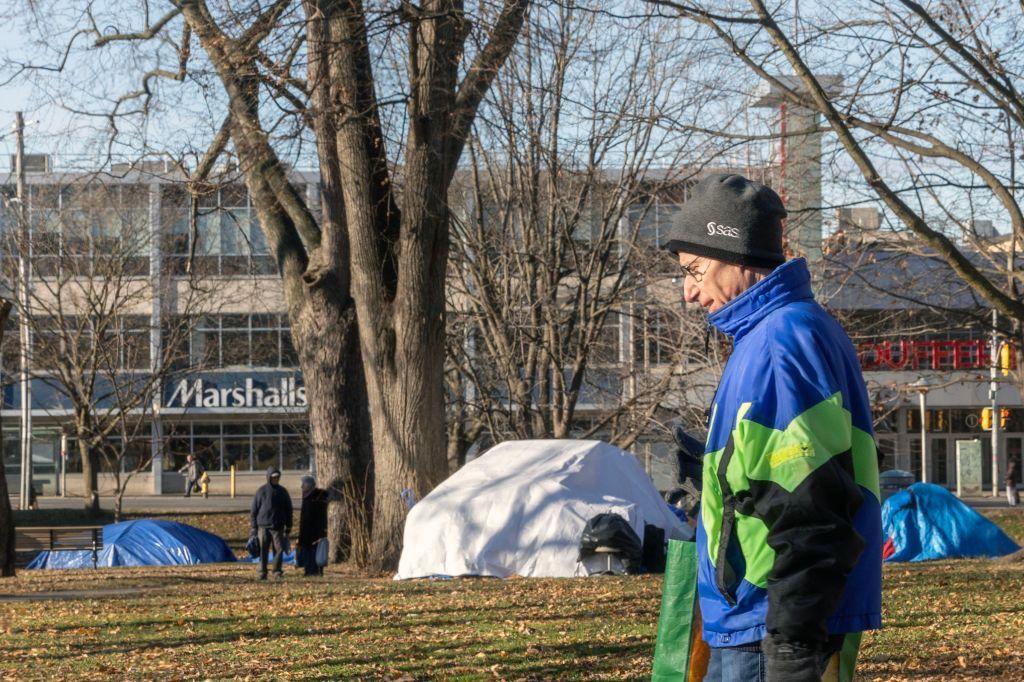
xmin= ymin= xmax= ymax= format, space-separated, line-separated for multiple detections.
xmin=661 ymin=173 xmax=787 ymax=268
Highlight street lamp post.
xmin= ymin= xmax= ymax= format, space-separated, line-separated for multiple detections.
xmin=910 ymin=377 xmax=933 ymax=484
xmin=990 ymin=309 xmax=1001 ymax=497
xmin=13 ymin=112 xmax=32 ymax=510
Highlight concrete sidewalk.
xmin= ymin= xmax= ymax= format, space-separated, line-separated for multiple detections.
xmin=956 ymin=495 xmax=1024 ymax=509
xmin=9 ymin=495 xmax=251 ymax=512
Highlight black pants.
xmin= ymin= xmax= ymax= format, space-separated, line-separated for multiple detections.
xmin=184 ymin=478 xmax=198 ymax=497
xmin=258 ymin=527 xmax=285 ymax=577
xmin=297 ymin=545 xmax=323 ymax=576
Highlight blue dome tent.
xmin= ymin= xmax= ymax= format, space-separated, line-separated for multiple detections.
xmin=882 ymin=483 xmax=1019 ymax=562
xmin=27 ymin=519 xmax=237 ymax=569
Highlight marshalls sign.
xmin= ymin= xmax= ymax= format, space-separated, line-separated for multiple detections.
xmin=165 ymin=375 xmax=307 ymax=409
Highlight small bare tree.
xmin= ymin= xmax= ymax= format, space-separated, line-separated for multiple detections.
xmin=0 ymin=178 xmax=204 ymax=516
xmin=0 ymin=298 xmax=14 ymax=576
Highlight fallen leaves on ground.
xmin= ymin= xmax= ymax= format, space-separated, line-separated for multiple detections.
xmin=0 ymin=509 xmax=1021 ymax=680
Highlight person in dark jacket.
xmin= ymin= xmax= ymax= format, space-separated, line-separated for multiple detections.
xmin=250 ymin=466 xmax=293 ymax=580
xmin=661 ymin=174 xmax=881 ymax=682
xmin=297 ymin=475 xmax=329 ymax=576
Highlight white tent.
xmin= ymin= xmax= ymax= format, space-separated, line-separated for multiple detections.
xmin=396 ymin=439 xmax=687 ymax=579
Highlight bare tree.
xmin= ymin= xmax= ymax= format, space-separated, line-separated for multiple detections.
xmin=651 ymin=0 xmax=1023 ymax=386
xmin=444 ymin=5 xmax=739 ymax=464
xmin=0 ymin=298 xmax=14 ymax=576
xmin=0 ymin=178 xmax=204 ymax=517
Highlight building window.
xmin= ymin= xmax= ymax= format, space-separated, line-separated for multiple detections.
xmin=181 ymin=314 xmax=296 ymax=369
xmin=877 ymin=437 xmax=896 ymax=472
xmin=162 ymin=183 xmax=281 ymax=276
xmin=948 ymin=409 xmax=983 ymax=434
xmin=1 ymin=314 xmax=152 ymax=373
xmin=160 ymin=420 xmax=311 ymax=472
xmin=633 ymin=308 xmax=682 ymax=366
xmin=15 ymin=183 xmax=152 ymax=278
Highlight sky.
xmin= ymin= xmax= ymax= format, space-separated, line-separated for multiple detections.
xmin=0 ymin=1 xmax=1017 ymax=240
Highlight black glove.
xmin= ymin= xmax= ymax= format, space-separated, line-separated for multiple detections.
xmin=763 ymin=634 xmax=825 ymax=682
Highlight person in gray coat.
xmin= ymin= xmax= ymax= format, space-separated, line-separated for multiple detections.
xmin=178 ymin=455 xmax=204 ymax=498
xmin=250 ymin=466 xmax=293 ymax=580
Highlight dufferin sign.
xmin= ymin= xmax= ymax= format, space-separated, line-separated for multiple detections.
xmin=166 ymin=376 xmax=307 ymax=409
xmin=858 ymin=339 xmax=1017 ymax=372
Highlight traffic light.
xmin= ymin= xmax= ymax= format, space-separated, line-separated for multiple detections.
xmin=982 ymin=407 xmax=1012 ymax=430
xmin=1000 ymin=342 xmax=1016 ymax=377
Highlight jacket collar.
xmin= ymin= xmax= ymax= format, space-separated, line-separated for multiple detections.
xmin=707 ymin=258 xmax=814 ymax=342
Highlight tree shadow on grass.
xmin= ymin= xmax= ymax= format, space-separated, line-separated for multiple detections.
xmin=859 ymin=655 xmax=1024 ymax=681
xmin=882 ymin=602 xmax=1024 ymax=629
xmin=14 ymin=620 xmax=369 ymax=662
xmin=288 ymin=635 xmax=652 ymax=680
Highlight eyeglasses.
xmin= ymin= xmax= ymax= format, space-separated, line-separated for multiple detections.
xmin=679 ymin=258 xmax=707 ymax=283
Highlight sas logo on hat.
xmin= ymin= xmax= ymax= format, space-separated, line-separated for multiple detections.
xmin=707 ymin=221 xmax=740 ymax=238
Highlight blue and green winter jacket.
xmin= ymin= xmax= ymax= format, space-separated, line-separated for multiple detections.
xmin=697 ymin=258 xmax=882 ymax=648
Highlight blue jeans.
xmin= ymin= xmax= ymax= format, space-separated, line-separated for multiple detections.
xmin=704 ymin=645 xmax=765 ymax=682
xmin=704 ymin=641 xmax=838 ymax=681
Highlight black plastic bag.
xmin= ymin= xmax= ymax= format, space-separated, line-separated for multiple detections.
xmin=642 ymin=524 xmax=667 ymax=573
xmin=578 ymin=513 xmax=644 ymax=574
xmin=246 ymin=532 xmax=260 ymax=558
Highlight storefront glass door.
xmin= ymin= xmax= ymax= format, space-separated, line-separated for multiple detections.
xmin=932 ymin=437 xmax=949 ymax=486
xmin=909 ymin=437 xmax=921 ymax=480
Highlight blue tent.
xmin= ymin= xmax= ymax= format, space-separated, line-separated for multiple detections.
xmin=882 ymin=483 xmax=1019 ymax=562
xmin=27 ymin=519 xmax=237 ymax=569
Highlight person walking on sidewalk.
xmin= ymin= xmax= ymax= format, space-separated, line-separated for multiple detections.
xmin=250 ymin=466 xmax=293 ymax=580
xmin=1006 ymin=460 xmax=1020 ymax=507
xmin=178 ymin=455 xmax=204 ymax=498
xmin=662 ymin=174 xmax=882 ymax=681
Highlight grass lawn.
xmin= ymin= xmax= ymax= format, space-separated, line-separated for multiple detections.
xmin=1 ymin=509 xmax=1022 ymax=680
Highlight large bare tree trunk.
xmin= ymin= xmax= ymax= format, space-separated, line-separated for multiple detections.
xmin=293 ymin=286 xmax=372 ymax=563
xmin=361 ymin=273 xmax=450 ymax=568
xmin=180 ymin=0 xmax=526 ymax=571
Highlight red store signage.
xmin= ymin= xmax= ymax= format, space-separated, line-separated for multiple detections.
xmin=857 ymin=339 xmax=1012 ymax=371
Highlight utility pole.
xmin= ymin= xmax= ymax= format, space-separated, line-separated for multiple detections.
xmin=14 ymin=112 xmax=32 ymax=511
xmin=991 ymin=309 xmax=1001 ymax=497
xmin=918 ymin=390 xmax=928 ymax=484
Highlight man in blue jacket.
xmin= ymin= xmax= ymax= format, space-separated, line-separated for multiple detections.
xmin=662 ymin=174 xmax=881 ymax=682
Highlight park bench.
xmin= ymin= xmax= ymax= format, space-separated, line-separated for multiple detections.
xmin=14 ymin=526 xmax=104 ymax=568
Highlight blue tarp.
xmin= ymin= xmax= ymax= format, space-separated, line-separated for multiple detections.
xmin=27 ymin=519 xmax=237 ymax=570
xmin=243 ymin=551 xmax=296 ymax=565
xmin=882 ymin=483 xmax=1019 ymax=562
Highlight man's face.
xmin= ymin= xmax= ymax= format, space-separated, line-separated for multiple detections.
xmin=678 ymin=253 xmax=763 ymax=312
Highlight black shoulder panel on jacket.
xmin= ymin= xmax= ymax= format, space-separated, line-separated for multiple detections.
xmin=736 ymin=450 xmax=865 ymax=645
